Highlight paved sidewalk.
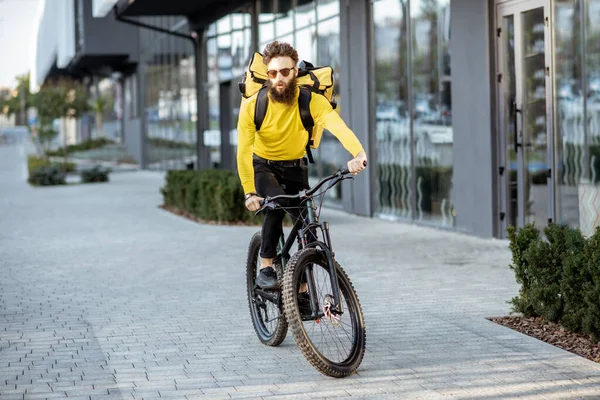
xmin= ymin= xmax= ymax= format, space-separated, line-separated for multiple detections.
xmin=1 ymin=140 xmax=600 ymax=400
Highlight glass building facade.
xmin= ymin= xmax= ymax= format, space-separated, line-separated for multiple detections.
xmin=554 ymin=0 xmax=600 ymax=234
xmin=119 ymin=0 xmax=600 ymax=238
xmin=373 ymin=0 xmax=453 ymax=227
xmin=87 ymin=77 xmax=123 ymax=142
xmin=206 ymin=5 xmax=253 ymax=168
xmin=140 ymin=17 xmax=197 ymax=171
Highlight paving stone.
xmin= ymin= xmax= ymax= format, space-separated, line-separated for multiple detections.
xmin=2 ymin=141 xmax=600 ymax=400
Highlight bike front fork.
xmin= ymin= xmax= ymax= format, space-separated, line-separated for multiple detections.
xmin=304 ymin=221 xmax=344 ymax=317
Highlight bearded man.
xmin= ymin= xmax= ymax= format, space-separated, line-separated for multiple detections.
xmin=236 ymin=40 xmax=367 ymax=290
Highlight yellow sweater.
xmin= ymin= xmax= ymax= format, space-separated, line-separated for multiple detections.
xmin=236 ymin=88 xmax=365 ymax=194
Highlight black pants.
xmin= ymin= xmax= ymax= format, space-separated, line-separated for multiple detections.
xmin=254 ymin=157 xmax=309 ymax=259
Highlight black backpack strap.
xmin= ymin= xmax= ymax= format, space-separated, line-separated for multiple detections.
xmin=254 ymin=85 xmax=269 ymax=131
xmin=298 ymin=87 xmax=315 ymax=164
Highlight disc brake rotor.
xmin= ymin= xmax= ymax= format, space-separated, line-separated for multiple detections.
xmin=322 ymin=294 xmax=342 ymax=327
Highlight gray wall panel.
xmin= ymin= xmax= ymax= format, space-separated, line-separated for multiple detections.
xmin=124 ymin=119 xmax=143 ymax=164
xmin=450 ymin=0 xmax=496 ymax=237
xmin=123 ymin=71 xmax=145 ymax=167
xmin=339 ymin=0 xmax=375 ymax=217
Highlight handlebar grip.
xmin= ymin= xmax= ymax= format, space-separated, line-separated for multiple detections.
xmin=342 ymin=160 xmax=368 ymax=175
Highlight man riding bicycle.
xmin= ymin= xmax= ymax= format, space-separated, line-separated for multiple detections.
xmin=236 ymin=40 xmax=367 ymax=291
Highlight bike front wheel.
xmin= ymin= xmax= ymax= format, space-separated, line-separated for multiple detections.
xmin=282 ymin=248 xmax=366 ymax=377
xmin=246 ymin=232 xmax=288 ymax=346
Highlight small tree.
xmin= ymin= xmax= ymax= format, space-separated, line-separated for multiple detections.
xmin=92 ymin=95 xmax=108 ymax=138
xmin=0 ymin=73 xmax=35 ymax=125
xmin=36 ymin=122 xmax=59 ymax=155
xmin=35 ymin=78 xmax=90 ymax=168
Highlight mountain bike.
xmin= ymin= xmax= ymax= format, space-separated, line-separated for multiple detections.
xmin=245 ymin=163 xmax=366 ymax=377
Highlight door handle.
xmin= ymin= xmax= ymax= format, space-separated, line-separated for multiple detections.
xmin=513 ymin=101 xmax=522 ymax=153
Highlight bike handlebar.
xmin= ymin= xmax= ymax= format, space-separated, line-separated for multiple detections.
xmin=256 ymin=160 xmax=367 ymax=213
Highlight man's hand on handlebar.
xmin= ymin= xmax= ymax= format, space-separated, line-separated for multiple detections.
xmin=347 ymin=151 xmax=368 ymax=176
xmin=245 ymin=194 xmax=264 ymax=212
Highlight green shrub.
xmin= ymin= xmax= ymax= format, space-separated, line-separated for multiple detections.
xmin=27 ymin=155 xmax=51 ymax=175
xmin=509 ymin=223 xmax=585 ymax=322
xmin=161 ymin=169 xmax=261 ymax=224
xmin=28 ymin=165 xmax=66 ymax=186
xmin=45 ymin=138 xmax=114 ymax=157
xmin=148 ymin=137 xmax=194 ymax=150
xmin=27 ymin=155 xmax=76 ymax=176
xmin=507 ymin=224 xmax=542 ymax=316
xmin=583 ymin=228 xmax=600 ymax=341
xmin=561 ymin=231 xmax=592 ymax=332
xmin=508 ymin=223 xmax=600 ymax=342
xmin=81 ymin=165 xmax=111 ymax=183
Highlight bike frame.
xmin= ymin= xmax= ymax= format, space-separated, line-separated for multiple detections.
xmin=275 ymin=197 xmax=345 ymax=316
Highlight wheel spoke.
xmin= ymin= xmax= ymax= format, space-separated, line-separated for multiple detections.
xmin=246 ymin=232 xmax=287 ymax=347
xmin=283 ymin=248 xmax=366 ymax=377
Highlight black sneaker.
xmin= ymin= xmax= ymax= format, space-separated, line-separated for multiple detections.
xmin=255 ymin=266 xmax=280 ymax=290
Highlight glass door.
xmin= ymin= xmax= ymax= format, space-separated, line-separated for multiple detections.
xmin=496 ymin=0 xmax=554 ymax=235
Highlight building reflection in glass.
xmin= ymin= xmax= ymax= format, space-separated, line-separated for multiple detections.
xmin=373 ymin=0 xmax=453 ymax=227
xmin=554 ymin=0 xmax=600 ymax=235
xmin=143 ymin=16 xmax=197 ymax=171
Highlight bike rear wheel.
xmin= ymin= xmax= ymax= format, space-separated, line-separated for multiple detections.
xmin=282 ymin=248 xmax=366 ymax=377
xmin=246 ymin=232 xmax=288 ymax=346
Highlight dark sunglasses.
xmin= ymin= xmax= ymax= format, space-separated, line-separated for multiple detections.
xmin=266 ymin=67 xmax=295 ymax=79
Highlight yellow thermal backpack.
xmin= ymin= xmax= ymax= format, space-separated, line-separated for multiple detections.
xmin=238 ymin=51 xmax=337 ymax=163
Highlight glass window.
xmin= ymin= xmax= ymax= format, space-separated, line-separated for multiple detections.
xmin=586 ymin=0 xmax=600 ymax=190
xmin=295 ymin=26 xmax=317 ymax=63
xmin=275 ymin=8 xmax=294 ymax=37
xmin=311 ymin=14 xmax=343 ymax=201
xmin=554 ymin=0 xmax=600 ymax=232
xmin=207 ymin=38 xmax=218 ymax=84
xmin=317 ymin=0 xmax=338 ymax=21
xmin=278 ymin=33 xmax=294 ymax=46
xmin=141 ymin=18 xmax=197 ymax=171
xmin=411 ymin=0 xmax=453 ymax=225
xmin=217 ymin=15 xmax=232 ymax=35
xmin=232 ymin=30 xmax=248 ymax=77
xmin=316 ymin=17 xmax=339 ymax=70
xmin=259 ymin=20 xmax=275 ymax=46
xmin=296 ymin=1 xmax=316 ymax=30
xmin=92 ymin=78 xmax=121 ymax=142
xmin=244 ymin=27 xmax=252 ymax=61
xmin=232 ymin=13 xmax=246 ymax=30
xmin=373 ymin=0 xmax=412 ymax=219
xmin=554 ymin=1 xmax=580 ymax=227
xmin=217 ymin=34 xmax=234 ymax=81
xmin=207 ymin=22 xmax=217 ymax=37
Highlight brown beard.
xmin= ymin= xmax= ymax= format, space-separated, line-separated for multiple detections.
xmin=267 ymin=78 xmax=297 ymax=106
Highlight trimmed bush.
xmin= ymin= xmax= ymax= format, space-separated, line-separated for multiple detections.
xmin=148 ymin=137 xmax=194 ymax=150
xmin=45 ymin=138 xmax=114 ymax=157
xmin=81 ymin=166 xmax=111 ymax=183
xmin=582 ymin=229 xmax=600 ymax=341
xmin=28 ymin=155 xmax=51 ymax=174
xmin=508 ymin=223 xmax=600 ymax=342
xmin=27 ymin=155 xmax=75 ymax=174
xmin=161 ymin=169 xmax=261 ymax=224
xmin=28 ymin=165 xmax=66 ymax=186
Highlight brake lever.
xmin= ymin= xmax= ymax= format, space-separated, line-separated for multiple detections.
xmin=255 ymin=199 xmax=276 ymax=216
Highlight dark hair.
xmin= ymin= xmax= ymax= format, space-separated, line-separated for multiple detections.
xmin=262 ymin=41 xmax=298 ymax=65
